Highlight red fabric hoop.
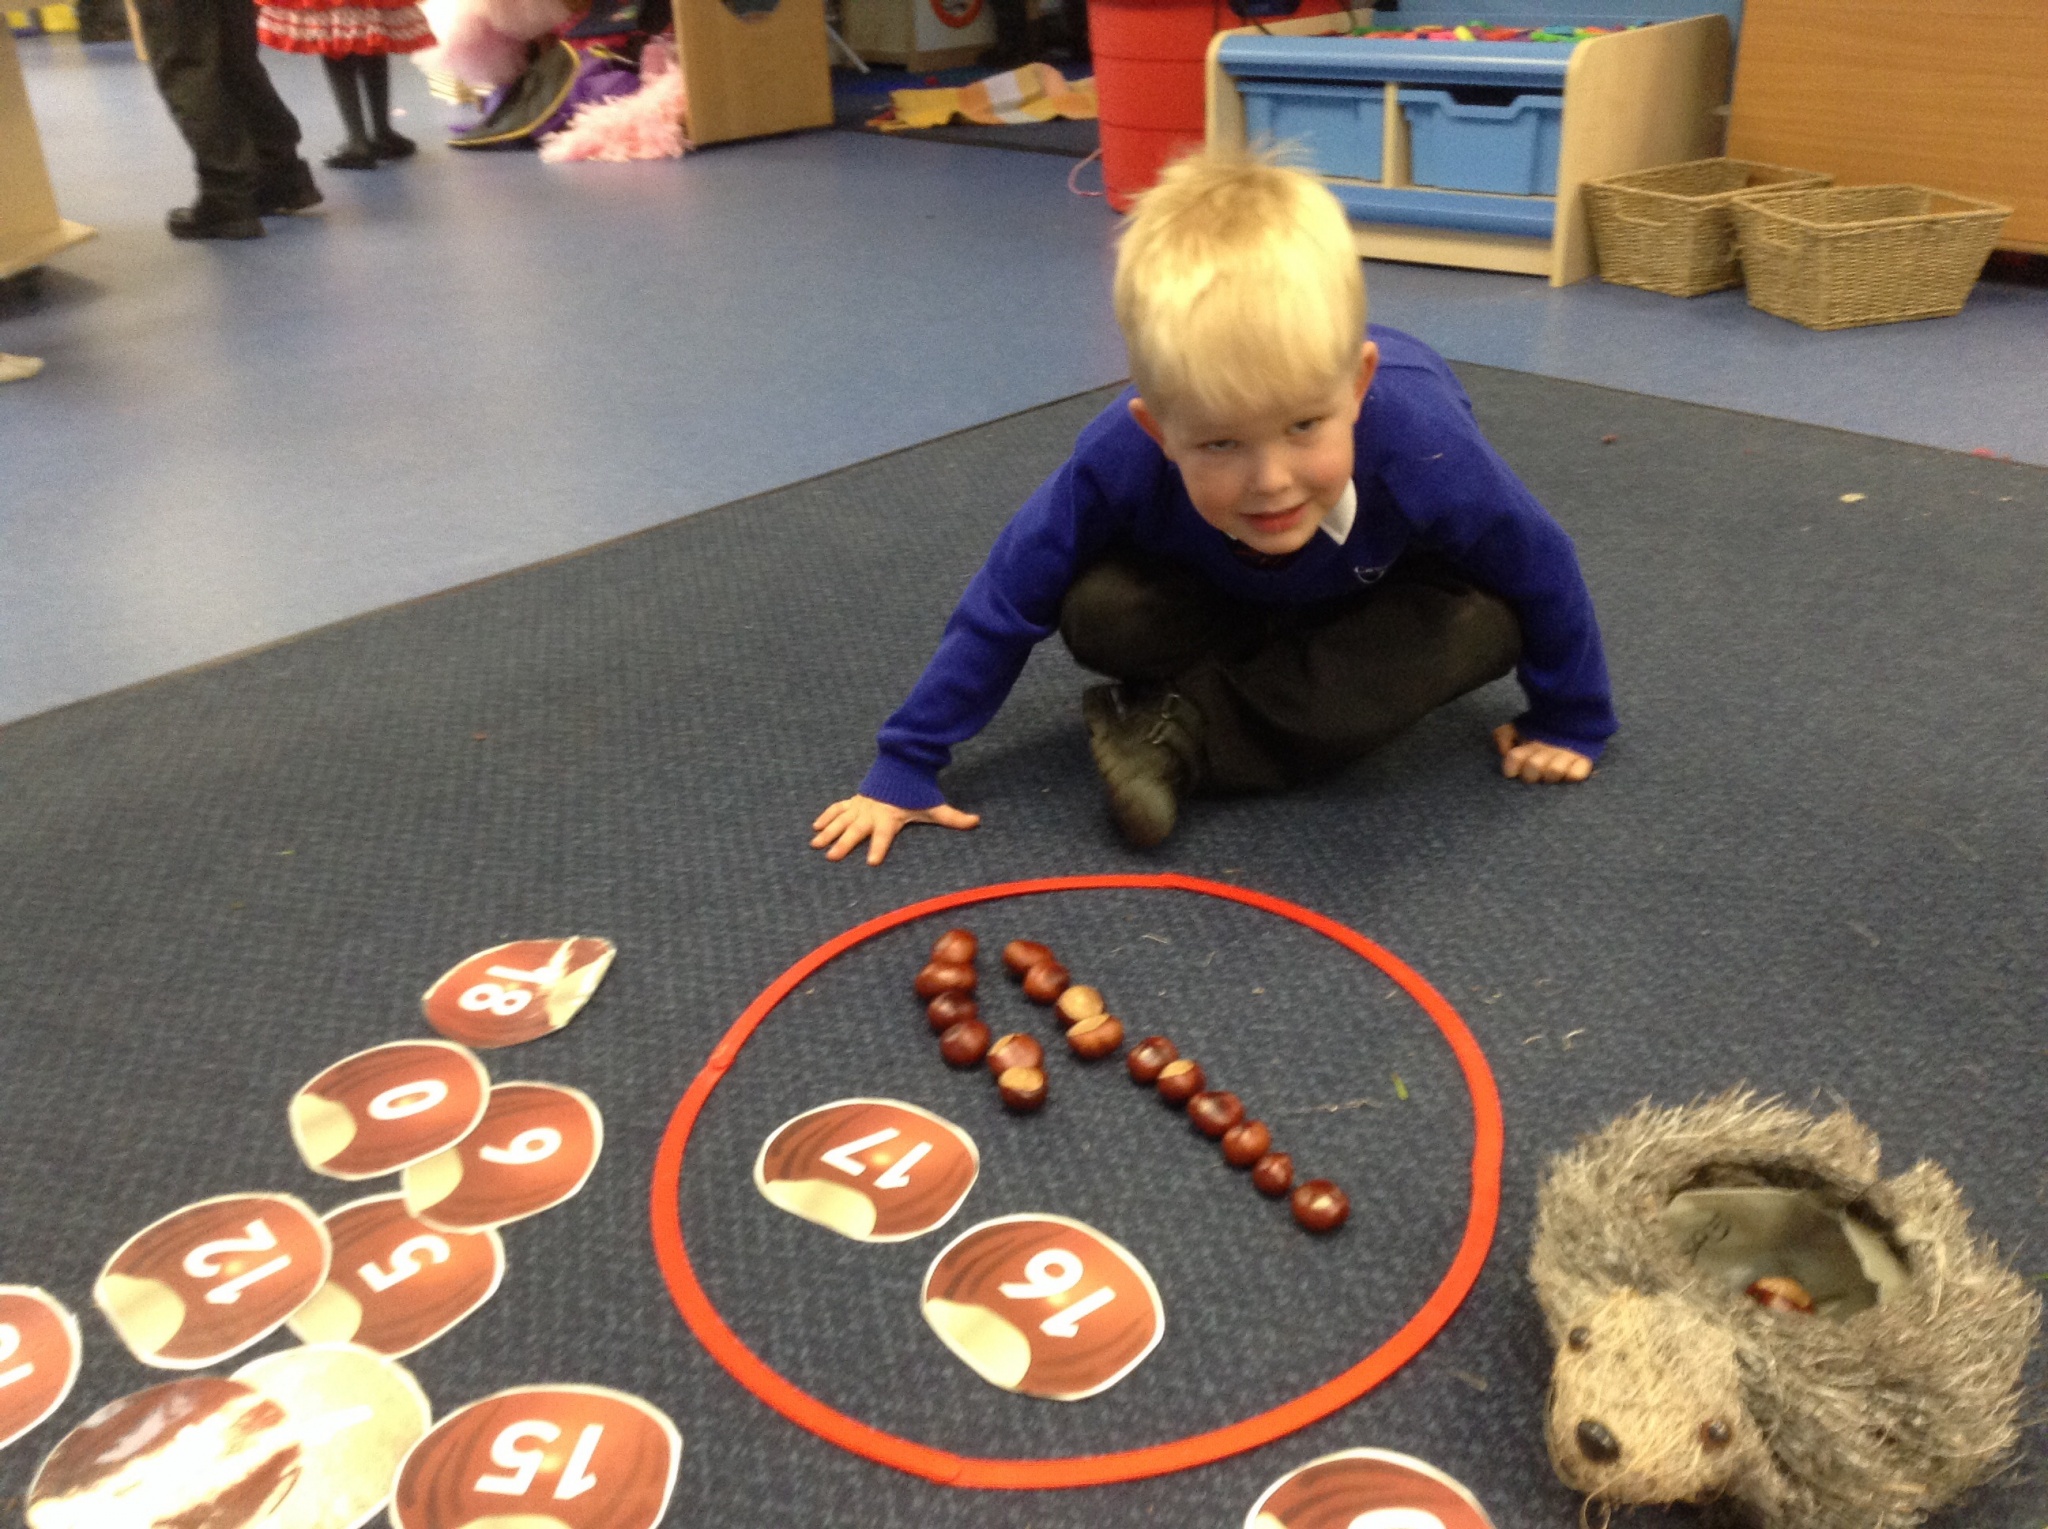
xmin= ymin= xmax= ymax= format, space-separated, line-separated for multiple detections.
xmin=649 ymin=873 xmax=1502 ymax=1488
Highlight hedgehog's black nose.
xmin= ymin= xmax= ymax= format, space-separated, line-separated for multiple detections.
xmin=1576 ymin=1420 xmax=1622 ymax=1464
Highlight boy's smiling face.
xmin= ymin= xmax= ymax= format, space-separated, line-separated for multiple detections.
xmin=1130 ymin=343 xmax=1378 ymax=558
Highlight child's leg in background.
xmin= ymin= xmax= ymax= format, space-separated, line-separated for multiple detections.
xmin=321 ymin=54 xmax=376 ymax=166
xmin=1183 ymin=558 xmax=1521 ymax=790
xmin=361 ymin=54 xmax=415 ymax=157
xmin=1059 ymin=550 xmax=1264 ymax=684
xmin=1061 ymin=552 xmax=1520 ymax=792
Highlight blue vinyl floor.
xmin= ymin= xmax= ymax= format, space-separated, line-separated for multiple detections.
xmin=3 ymin=33 xmax=2045 ymax=725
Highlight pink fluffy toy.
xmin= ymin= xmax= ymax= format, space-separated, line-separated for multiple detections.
xmin=415 ymin=0 xmax=575 ymax=92
xmin=539 ymin=37 xmax=690 ymax=161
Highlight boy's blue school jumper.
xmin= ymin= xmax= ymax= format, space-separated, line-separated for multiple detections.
xmin=860 ymin=326 xmax=1617 ymax=811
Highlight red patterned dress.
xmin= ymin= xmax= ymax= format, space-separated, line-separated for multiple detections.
xmin=257 ymin=0 xmax=434 ymax=56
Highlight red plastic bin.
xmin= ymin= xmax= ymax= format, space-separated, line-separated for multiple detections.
xmin=1091 ymin=0 xmax=1342 ymax=211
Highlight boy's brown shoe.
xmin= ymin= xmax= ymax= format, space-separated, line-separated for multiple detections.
xmin=1082 ymin=684 xmax=1203 ymax=849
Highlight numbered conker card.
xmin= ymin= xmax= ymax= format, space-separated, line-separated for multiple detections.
xmin=921 ymin=1214 xmax=1164 ymax=1401
xmin=0 ymin=1287 xmax=81 ymax=1452
xmin=401 ymin=1082 xmax=602 ymax=1233
xmin=389 ymin=1384 xmax=680 ymax=1529
xmin=289 ymin=1196 xmax=506 ymax=1357
xmin=754 ymin=1099 xmax=979 ymax=1242
xmin=1247 ymin=1449 xmax=1496 ymax=1529
xmin=421 ymin=938 xmax=616 ymax=1049
xmin=290 ymin=1041 xmax=491 ymax=1181
xmin=95 ymin=1193 xmax=333 ymax=1369
xmin=234 ymin=1345 xmax=433 ymax=1529
xmin=26 ymin=1376 xmax=301 ymax=1529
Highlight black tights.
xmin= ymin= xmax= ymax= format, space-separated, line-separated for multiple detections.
xmin=321 ymin=53 xmax=392 ymax=146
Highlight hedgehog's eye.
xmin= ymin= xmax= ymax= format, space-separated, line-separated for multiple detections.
xmin=1699 ymin=1419 xmax=1732 ymax=1450
xmin=1567 ymin=1326 xmax=1592 ymax=1352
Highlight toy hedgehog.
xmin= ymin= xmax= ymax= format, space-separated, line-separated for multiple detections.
xmin=1529 ymin=1091 xmax=2039 ymax=1529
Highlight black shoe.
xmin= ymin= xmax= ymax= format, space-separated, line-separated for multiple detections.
xmin=257 ymin=160 xmax=323 ymax=214
xmin=1082 ymin=683 xmax=1203 ymax=848
xmin=166 ymin=202 xmax=265 ymax=240
xmin=371 ymin=131 xmax=417 ymax=161
xmin=324 ymin=141 xmax=379 ymax=170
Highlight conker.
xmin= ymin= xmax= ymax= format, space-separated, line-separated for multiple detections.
xmin=1125 ymin=1036 xmax=1178 ymax=1084
xmin=926 ymin=991 xmax=977 ymax=1033
xmin=1155 ymin=1058 xmax=1205 ymax=1106
xmin=996 ymin=1066 xmax=1047 ymax=1112
xmin=1251 ymin=1152 xmax=1294 ymax=1197
xmin=915 ymin=962 xmax=976 ymax=1000
xmin=930 ymin=928 xmax=977 ymax=965
xmin=1187 ymin=1091 xmax=1244 ymax=1138
xmin=1291 ymin=1179 xmax=1349 ymax=1233
xmin=1065 ymin=1013 xmax=1123 ymax=1060
xmin=1021 ymin=961 xmax=1070 ymax=1004
xmin=1746 ymin=1276 xmax=1816 ymax=1315
xmin=1221 ymin=1119 xmax=1271 ymax=1166
xmin=1002 ymin=939 xmax=1054 ymax=978
xmin=937 ymin=1019 xmax=990 ymax=1067
xmin=986 ymin=1032 xmax=1044 ymax=1077
xmin=1053 ymin=985 xmax=1104 ymax=1027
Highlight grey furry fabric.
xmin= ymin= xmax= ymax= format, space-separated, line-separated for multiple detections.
xmin=1531 ymin=1093 xmax=2041 ymax=1529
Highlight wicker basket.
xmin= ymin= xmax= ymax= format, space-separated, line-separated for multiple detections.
xmin=1584 ymin=158 xmax=1831 ymax=297
xmin=1730 ymin=185 xmax=2012 ymax=331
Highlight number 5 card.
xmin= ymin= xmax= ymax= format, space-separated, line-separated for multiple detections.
xmin=921 ymin=1214 xmax=1164 ymax=1401
xmin=289 ymin=1195 xmax=506 ymax=1357
xmin=390 ymin=1384 xmax=680 ymax=1529
xmin=94 ymin=1194 xmax=333 ymax=1369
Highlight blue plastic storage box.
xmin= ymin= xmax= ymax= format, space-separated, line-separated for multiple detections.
xmin=1401 ymin=88 xmax=1564 ymax=196
xmin=1238 ymin=78 xmax=1386 ymax=183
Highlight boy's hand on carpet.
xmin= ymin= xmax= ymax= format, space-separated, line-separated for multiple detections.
xmin=1493 ymin=724 xmax=1594 ymax=784
xmin=811 ymin=794 xmax=981 ymax=865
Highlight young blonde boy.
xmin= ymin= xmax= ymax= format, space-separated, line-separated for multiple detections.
xmin=813 ymin=150 xmax=1613 ymax=864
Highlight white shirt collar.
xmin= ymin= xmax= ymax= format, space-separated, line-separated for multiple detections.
xmin=1319 ymin=479 xmax=1358 ymax=545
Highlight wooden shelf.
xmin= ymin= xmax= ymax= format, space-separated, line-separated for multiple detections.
xmin=1207 ymin=13 xmax=1731 ymax=285
xmin=2 ymin=28 xmax=95 ymax=280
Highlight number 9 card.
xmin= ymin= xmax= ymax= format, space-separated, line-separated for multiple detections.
xmin=402 ymin=1081 xmax=602 ymax=1232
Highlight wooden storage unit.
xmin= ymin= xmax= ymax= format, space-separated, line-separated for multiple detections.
xmin=1727 ymin=0 xmax=2047 ymax=255
xmin=674 ymin=0 xmax=833 ymax=148
xmin=1206 ymin=13 xmax=1731 ymax=285
xmin=2 ymin=27 xmax=91 ymax=280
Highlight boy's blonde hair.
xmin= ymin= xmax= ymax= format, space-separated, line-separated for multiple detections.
xmin=1114 ymin=148 xmax=1366 ymax=424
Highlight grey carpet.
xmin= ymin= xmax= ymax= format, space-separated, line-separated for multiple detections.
xmin=0 ymin=365 xmax=2043 ymax=1528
